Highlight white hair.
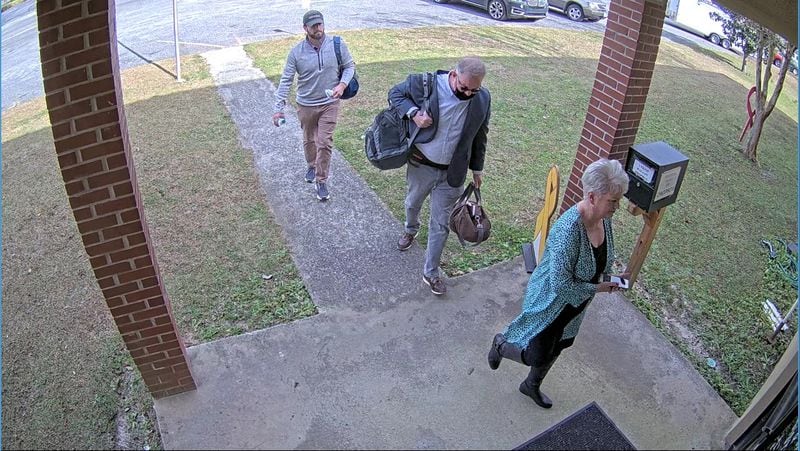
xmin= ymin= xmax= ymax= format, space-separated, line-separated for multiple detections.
xmin=581 ymin=158 xmax=629 ymax=199
xmin=456 ymin=57 xmax=486 ymax=79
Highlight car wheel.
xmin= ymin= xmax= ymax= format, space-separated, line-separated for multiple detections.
xmin=566 ymin=3 xmax=585 ymax=21
xmin=709 ymin=33 xmax=721 ymax=45
xmin=721 ymin=39 xmax=731 ymax=50
xmin=487 ymin=0 xmax=507 ymax=20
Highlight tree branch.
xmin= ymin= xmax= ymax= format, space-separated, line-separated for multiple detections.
xmin=764 ymin=45 xmax=796 ymax=120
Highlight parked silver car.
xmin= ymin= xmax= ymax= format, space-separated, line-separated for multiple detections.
xmin=434 ymin=0 xmax=548 ymax=21
xmin=548 ymin=0 xmax=608 ymax=21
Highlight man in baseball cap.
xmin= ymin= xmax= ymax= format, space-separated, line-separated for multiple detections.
xmin=303 ymin=10 xmax=324 ymax=27
xmin=272 ymin=9 xmax=356 ymax=201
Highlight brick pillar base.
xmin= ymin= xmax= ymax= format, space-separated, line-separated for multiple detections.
xmin=561 ymin=0 xmax=667 ymax=212
xmin=37 ymin=0 xmax=195 ymax=398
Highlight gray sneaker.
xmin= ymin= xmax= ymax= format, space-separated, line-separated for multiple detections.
xmin=304 ymin=167 xmax=316 ymax=183
xmin=315 ymin=181 xmax=329 ymax=201
xmin=423 ymin=275 xmax=446 ymax=295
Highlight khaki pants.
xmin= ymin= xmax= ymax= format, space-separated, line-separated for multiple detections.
xmin=297 ymin=101 xmax=340 ymax=183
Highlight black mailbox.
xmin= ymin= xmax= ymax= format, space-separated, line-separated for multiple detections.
xmin=624 ymin=141 xmax=689 ymax=213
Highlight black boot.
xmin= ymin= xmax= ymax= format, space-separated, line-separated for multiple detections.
xmin=487 ymin=333 xmax=525 ymax=370
xmin=519 ymin=360 xmax=554 ymax=408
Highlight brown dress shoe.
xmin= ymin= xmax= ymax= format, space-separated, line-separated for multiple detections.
xmin=397 ymin=232 xmax=417 ymax=251
xmin=423 ymin=275 xmax=446 ymax=295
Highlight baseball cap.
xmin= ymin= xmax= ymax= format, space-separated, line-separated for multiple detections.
xmin=303 ymin=10 xmax=324 ymax=27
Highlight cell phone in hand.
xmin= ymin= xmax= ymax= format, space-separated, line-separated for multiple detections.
xmin=603 ymin=275 xmax=629 ymax=289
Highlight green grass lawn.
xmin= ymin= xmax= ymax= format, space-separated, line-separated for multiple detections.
xmin=2 ymin=56 xmax=314 ymax=448
xmin=2 ymin=22 xmax=796 ymax=448
xmin=246 ymin=25 xmax=798 ymax=415
xmin=117 ymin=57 xmax=316 ymax=345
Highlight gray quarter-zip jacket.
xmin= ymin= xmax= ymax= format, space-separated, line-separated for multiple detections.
xmin=273 ymin=34 xmax=356 ymax=112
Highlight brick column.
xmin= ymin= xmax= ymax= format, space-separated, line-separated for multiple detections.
xmin=561 ymin=0 xmax=667 ymax=212
xmin=37 ymin=0 xmax=195 ymax=398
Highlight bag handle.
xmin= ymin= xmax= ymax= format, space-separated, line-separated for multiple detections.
xmin=455 ymin=181 xmax=476 ymax=208
xmin=468 ymin=186 xmax=487 ymax=245
xmin=409 ymin=72 xmax=432 ymax=144
xmin=453 ymin=182 xmax=487 ymax=248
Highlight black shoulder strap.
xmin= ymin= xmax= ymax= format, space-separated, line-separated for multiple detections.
xmin=409 ymin=72 xmax=433 ymax=143
xmin=419 ymin=72 xmax=432 ymax=113
xmin=424 ymin=72 xmax=433 ymax=101
xmin=333 ymin=36 xmax=342 ymax=66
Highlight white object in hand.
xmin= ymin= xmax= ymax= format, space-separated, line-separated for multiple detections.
xmin=608 ymin=275 xmax=629 ymax=289
xmin=325 ymin=89 xmax=334 ymax=98
xmin=278 ymin=117 xmax=286 ymax=126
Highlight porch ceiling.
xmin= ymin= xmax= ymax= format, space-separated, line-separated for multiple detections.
xmin=716 ymin=0 xmax=797 ymax=45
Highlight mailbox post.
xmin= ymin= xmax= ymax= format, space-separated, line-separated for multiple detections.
xmin=623 ymin=141 xmax=689 ymax=285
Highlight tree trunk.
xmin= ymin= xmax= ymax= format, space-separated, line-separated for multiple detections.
xmin=740 ymin=53 xmax=748 ymax=71
xmin=744 ymin=110 xmax=765 ymax=161
xmin=741 ymin=39 xmax=794 ymax=163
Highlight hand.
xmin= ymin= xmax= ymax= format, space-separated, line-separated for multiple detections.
xmin=597 ymin=281 xmax=619 ymax=293
xmin=272 ymin=112 xmax=285 ymax=127
xmin=413 ymin=110 xmax=433 ymax=128
xmin=473 ymin=173 xmax=483 ymax=189
xmin=331 ymin=82 xmax=347 ymax=99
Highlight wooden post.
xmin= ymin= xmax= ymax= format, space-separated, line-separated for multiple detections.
xmin=624 ymin=202 xmax=666 ymax=286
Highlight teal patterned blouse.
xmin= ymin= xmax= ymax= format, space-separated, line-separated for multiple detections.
xmin=503 ymin=205 xmax=614 ymax=347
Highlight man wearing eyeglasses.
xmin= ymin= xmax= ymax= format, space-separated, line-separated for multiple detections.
xmin=388 ymin=57 xmax=491 ymax=296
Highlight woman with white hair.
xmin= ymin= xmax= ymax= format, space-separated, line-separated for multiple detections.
xmin=487 ymin=158 xmax=630 ymax=408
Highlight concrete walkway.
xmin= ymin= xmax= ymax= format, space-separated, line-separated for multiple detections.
xmin=197 ymin=46 xmax=424 ymax=313
xmin=152 ymin=47 xmax=737 ymax=449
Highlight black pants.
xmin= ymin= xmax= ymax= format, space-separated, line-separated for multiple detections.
xmin=522 ymin=301 xmax=586 ymax=367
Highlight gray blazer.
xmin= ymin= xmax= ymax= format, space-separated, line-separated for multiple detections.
xmin=388 ymin=70 xmax=491 ymax=188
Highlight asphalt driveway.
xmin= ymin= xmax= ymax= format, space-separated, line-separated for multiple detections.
xmin=2 ymin=0 xmax=729 ymax=110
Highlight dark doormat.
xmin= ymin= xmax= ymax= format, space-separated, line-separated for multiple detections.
xmin=513 ymin=401 xmax=636 ymax=450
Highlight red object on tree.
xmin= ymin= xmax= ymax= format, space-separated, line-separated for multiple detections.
xmin=738 ymin=86 xmax=757 ymax=142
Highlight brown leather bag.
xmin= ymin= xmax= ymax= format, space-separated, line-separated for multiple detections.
xmin=449 ymin=182 xmax=491 ymax=247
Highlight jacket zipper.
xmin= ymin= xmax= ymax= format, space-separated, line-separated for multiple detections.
xmin=311 ymin=39 xmax=323 ymax=71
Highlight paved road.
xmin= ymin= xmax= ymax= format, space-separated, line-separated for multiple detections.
xmin=1 ymin=0 xmax=728 ymax=110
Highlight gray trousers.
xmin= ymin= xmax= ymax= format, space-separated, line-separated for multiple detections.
xmin=404 ymin=162 xmax=463 ymax=279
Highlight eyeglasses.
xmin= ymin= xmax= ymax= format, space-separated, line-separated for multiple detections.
xmin=454 ymin=73 xmax=482 ymax=95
